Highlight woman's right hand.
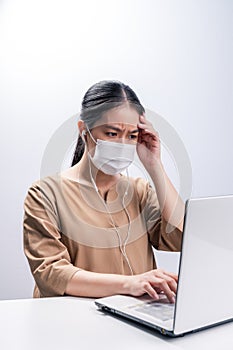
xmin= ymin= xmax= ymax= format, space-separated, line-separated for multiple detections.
xmin=124 ymin=269 xmax=178 ymax=303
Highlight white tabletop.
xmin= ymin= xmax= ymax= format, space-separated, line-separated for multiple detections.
xmin=0 ymin=296 xmax=232 ymax=350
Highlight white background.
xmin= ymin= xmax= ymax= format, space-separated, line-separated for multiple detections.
xmin=0 ymin=0 xmax=232 ymax=300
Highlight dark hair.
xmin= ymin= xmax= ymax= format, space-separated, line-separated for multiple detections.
xmin=71 ymin=80 xmax=145 ymax=166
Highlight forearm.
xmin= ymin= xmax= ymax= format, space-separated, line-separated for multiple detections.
xmin=65 ymin=270 xmax=130 ymax=298
xmin=147 ymin=160 xmax=185 ymax=231
xmin=65 ymin=269 xmax=178 ymax=302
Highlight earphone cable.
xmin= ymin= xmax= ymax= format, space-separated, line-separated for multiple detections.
xmin=88 ymin=157 xmax=134 ymax=275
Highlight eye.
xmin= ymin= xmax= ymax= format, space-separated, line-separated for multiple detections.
xmin=129 ymin=134 xmax=138 ymax=140
xmin=106 ymin=132 xmax=117 ymax=137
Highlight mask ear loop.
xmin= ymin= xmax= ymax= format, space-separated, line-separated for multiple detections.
xmin=85 ymin=125 xmax=97 ymax=145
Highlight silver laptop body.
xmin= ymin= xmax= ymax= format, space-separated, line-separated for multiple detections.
xmin=95 ymin=195 xmax=233 ymax=336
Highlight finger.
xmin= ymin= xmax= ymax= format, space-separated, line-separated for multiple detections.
xmin=137 ymin=123 xmax=154 ymax=132
xmin=138 ymin=131 xmax=159 ymax=145
xmin=144 ymin=283 xmax=160 ymax=300
xmin=158 ymin=280 xmax=176 ymax=303
xmin=139 ymin=114 xmax=152 ymax=124
xmin=137 ymin=129 xmax=142 ymax=143
xmin=139 ymin=114 xmax=146 ymax=124
xmin=139 ymin=115 xmax=153 ymax=128
xmin=164 ymin=271 xmax=179 ymax=283
xmin=140 ymin=139 xmax=158 ymax=150
xmin=138 ymin=124 xmax=159 ymax=139
xmin=155 ymin=272 xmax=177 ymax=293
xmin=151 ymin=277 xmax=176 ymax=303
xmin=166 ymin=278 xmax=177 ymax=294
xmin=138 ymin=115 xmax=158 ymax=138
xmin=140 ymin=133 xmax=158 ymax=143
xmin=156 ymin=269 xmax=178 ymax=282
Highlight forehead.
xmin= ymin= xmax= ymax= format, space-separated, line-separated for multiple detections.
xmin=93 ymin=104 xmax=140 ymax=128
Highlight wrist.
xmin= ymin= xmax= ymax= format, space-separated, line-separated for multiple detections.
xmin=120 ymin=275 xmax=133 ymax=295
xmin=144 ymin=158 xmax=164 ymax=175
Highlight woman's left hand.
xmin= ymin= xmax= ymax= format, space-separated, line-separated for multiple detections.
xmin=137 ymin=114 xmax=161 ymax=169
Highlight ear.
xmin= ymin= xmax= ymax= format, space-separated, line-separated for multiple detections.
xmin=78 ymin=120 xmax=88 ymax=142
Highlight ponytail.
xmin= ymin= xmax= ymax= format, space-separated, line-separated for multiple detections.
xmin=71 ymin=135 xmax=85 ymax=166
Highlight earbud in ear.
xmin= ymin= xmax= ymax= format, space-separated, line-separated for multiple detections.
xmin=80 ymin=130 xmax=87 ymax=143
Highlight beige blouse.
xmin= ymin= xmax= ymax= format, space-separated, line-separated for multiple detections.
xmin=23 ymin=173 xmax=182 ymax=298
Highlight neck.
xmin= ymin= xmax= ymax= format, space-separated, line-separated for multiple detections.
xmin=76 ymin=151 xmax=120 ymax=189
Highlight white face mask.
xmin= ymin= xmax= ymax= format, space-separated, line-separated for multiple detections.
xmin=86 ymin=128 xmax=136 ymax=175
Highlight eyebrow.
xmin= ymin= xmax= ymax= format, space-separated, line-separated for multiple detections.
xmin=103 ymin=125 xmax=139 ymax=133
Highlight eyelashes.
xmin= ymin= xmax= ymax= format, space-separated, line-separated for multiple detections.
xmin=105 ymin=132 xmax=117 ymax=137
xmin=105 ymin=132 xmax=138 ymax=140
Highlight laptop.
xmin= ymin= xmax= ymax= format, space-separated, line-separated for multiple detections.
xmin=95 ymin=195 xmax=233 ymax=337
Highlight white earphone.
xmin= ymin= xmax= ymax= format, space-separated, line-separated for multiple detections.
xmin=88 ymin=156 xmax=134 ymax=275
xmin=81 ymin=129 xmax=87 ymax=142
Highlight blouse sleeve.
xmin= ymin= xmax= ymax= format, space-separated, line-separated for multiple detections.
xmin=23 ymin=180 xmax=80 ymax=297
xmin=139 ymin=179 xmax=183 ymax=252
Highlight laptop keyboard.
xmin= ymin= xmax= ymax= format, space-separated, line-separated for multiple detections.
xmin=133 ymin=298 xmax=175 ymax=321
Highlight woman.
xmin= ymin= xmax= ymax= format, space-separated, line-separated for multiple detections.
xmin=24 ymin=80 xmax=184 ymax=302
